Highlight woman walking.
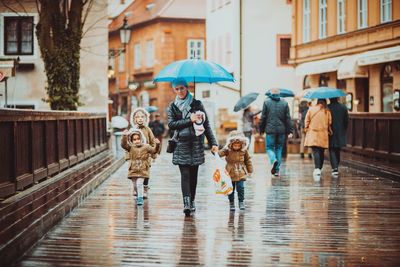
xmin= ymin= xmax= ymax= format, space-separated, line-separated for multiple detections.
xmin=304 ymin=99 xmax=332 ymax=181
xmin=167 ymin=78 xmax=218 ymax=216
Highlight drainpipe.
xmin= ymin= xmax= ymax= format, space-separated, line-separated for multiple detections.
xmin=239 ymin=0 xmax=243 ymax=97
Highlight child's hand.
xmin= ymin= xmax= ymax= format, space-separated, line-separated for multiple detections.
xmin=154 ymin=138 xmax=161 ymax=144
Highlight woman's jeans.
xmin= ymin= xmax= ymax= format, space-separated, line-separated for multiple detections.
xmin=329 ymin=147 xmax=341 ymax=170
xmin=311 ymin=146 xmax=325 ymax=169
xmin=228 ymin=180 xmax=245 ymax=203
xmin=266 ymin=134 xmax=286 ymax=172
xmin=179 ymin=165 xmax=199 ymax=202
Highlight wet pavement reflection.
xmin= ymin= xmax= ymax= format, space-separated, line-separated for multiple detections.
xmin=17 ymin=151 xmax=400 ymax=266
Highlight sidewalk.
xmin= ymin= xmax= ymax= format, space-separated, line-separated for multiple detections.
xmin=17 ymin=152 xmax=400 ymax=266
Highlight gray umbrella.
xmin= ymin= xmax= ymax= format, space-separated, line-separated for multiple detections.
xmin=234 ymin=93 xmax=259 ymax=112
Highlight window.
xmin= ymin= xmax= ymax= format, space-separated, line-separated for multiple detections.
xmin=319 ymin=0 xmax=327 ymax=39
xmin=134 ymin=43 xmax=141 ymax=69
xmin=303 ymin=0 xmax=311 ymax=43
xmin=118 ymin=52 xmax=125 ymax=72
xmin=4 ymin=16 xmax=34 ymax=55
xmin=381 ymin=0 xmax=392 ymax=23
xmin=277 ymin=35 xmax=291 ymax=66
xmin=187 ymin=39 xmax=204 ymax=60
xmin=337 ymin=0 xmax=345 ymax=34
xmin=146 ymin=40 xmax=154 ymax=67
xmin=358 ymin=0 xmax=368 ymax=29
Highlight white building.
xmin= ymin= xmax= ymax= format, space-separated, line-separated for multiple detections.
xmin=200 ymin=0 xmax=302 ymax=133
xmin=0 ymin=0 xmax=108 ymax=112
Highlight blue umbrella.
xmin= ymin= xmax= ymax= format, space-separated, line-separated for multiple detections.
xmin=234 ymin=93 xmax=259 ymax=112
xmin=303 ymin=87 xmax=346 ymax=99
xmin=265 ymin=88 xmax=295 ymax=98
xmin=145 ymin=106 xmax=158 ymax=113
xmin=154 ymin=59 xmax=234 ymax=83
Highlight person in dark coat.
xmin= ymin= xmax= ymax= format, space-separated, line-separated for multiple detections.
xmin=259 ymin=88 xmax=293 ymax=176
xmin=328 ymin=97 xmax=349 ymax=177
xmin=167 ymin=78 xmax=218 ymax=216
xmin=149 ymin=113 xmax=165 ymax=150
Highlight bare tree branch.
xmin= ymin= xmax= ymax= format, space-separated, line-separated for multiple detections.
xmin=0 ymin=0 xmax=22 ymax=15
xmin=16 ymin=0 xmax=29 ymax=15
xmin=82 ymin=0 xmax=95 ymax=29
xmin=82 ymin=13 xmax=107 ymax=37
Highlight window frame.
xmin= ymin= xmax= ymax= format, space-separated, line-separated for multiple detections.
xmin=337 ymin=0 xmax=346 ymax=34
xmin=187 ymin=39 xmax=205 ymax=60
xmin=276 ymin=34 xmax=291 ymax=67
xmin=319 ymin=0 xmax=327 ymax=39
xmin=303 ymin=0 xmax=311 ymax=43
xmin=380 ymin=0 xmax=392 ymax=23
xmin=357 ymin=0 xmax=368 ymax=29
xmin=4 ymin=16 xmax=34 ymax=56
xmin=118 ymin=51 xmax=125 ymax=72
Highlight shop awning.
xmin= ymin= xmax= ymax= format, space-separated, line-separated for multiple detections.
xmin=337 ymin=54 xmax=368 ymax=80
xmin=358 ymin=46 xmax=400 ymax=66
xmin=295 ymin=56 xmax=345 ymax=76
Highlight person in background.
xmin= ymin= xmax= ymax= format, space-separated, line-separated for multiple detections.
xmin=299 ymin=100 xmax=313 ymax=159
xmin=259 ymin=88 xmax=293 ymax=176
xmin=242 ymin=106 xmax=261 ymax=145
xmin=304 ymin=99 xmax=332 ymax=181
xmin=328 ymin=97 xmax=349 ymax=177
xmin=149 ymin=113 xmax=165 ymax=151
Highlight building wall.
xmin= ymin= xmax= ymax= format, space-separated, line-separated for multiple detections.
xmin=291 ymin=0 xmax=400 ymax=113
xmin=0 ymin=1 xmax=109 ymax=112
xmin=242 ymin=0 xmax=301 ymax=111
xmin=109 ymin=19 xmax=206 ymax=120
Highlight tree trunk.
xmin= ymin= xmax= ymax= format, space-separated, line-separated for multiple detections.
xmin=36 ymin=0 xmax=87 ymax=110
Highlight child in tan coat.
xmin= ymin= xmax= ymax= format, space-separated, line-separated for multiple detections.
xmin=218 ymin=131 xmax=253 ymax=211
xmin=125 ymin=108 xmax=160 ymax=198
xmin=121 ymin=129 xmax=160 ymax=205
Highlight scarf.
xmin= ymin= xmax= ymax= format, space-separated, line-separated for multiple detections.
xmin=174 ymin=92 xmax=193 ymax=118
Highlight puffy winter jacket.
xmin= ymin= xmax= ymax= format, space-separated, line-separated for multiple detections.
xmin=259 ymin=96 xmax=293 ymax=135
xmin=167 ymin=99 xmax=218 ymax=166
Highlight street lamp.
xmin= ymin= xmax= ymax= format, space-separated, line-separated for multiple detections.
xmin=109 ymin=16 xmax=131 ymax=58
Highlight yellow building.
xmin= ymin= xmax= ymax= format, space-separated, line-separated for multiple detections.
xmin=290 ymin=0 xmax=400 ymax=113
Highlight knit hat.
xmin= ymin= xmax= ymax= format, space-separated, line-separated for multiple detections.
xmin=171 ymin=78 xmax=188 ymax=88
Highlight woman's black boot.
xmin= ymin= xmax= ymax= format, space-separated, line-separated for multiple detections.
xmin=190 ymin=200 xmax=196 ymax=212
xmin=183 ymin=196 xmax=191 ymax=216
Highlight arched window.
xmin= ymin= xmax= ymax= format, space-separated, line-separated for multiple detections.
xmin=381 ymin=64 xmax=393 ymax=112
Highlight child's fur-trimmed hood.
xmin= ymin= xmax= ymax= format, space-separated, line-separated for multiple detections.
xmin=130 ymin=107 xmax=150 ymax=127
xmin=127 ymin=129 xmax=146 ymax=147
xmin=224 ymin=130 xmax=249 ymax=151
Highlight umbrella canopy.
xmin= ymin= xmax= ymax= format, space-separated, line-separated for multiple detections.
xmin=111 ymin=116 xmax=129 ymax=129
xmin=265 ymin=88 xmax=295 ymax=98
xmin=234 ymin=92 xmax=259 ymax=112
xmin=154 ymin=59 xmax=234 ymax=83
xmin=145 ymin=106 xmax=158 ymax=113
xmin=303 ymin=87 xmax=346 ymax=99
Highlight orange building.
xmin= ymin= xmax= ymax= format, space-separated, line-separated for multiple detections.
xmin=108 ymin=0 xmax=206 ymax=120
xmin=290 ymin=0 xmax=400 ymax=113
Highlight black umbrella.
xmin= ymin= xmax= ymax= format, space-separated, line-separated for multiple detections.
xmin=234 ymin=92 xmax=259 ymax=112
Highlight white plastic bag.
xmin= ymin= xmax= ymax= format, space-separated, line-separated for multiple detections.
xmin=212 ymin=154 xmax=233 ymax=196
